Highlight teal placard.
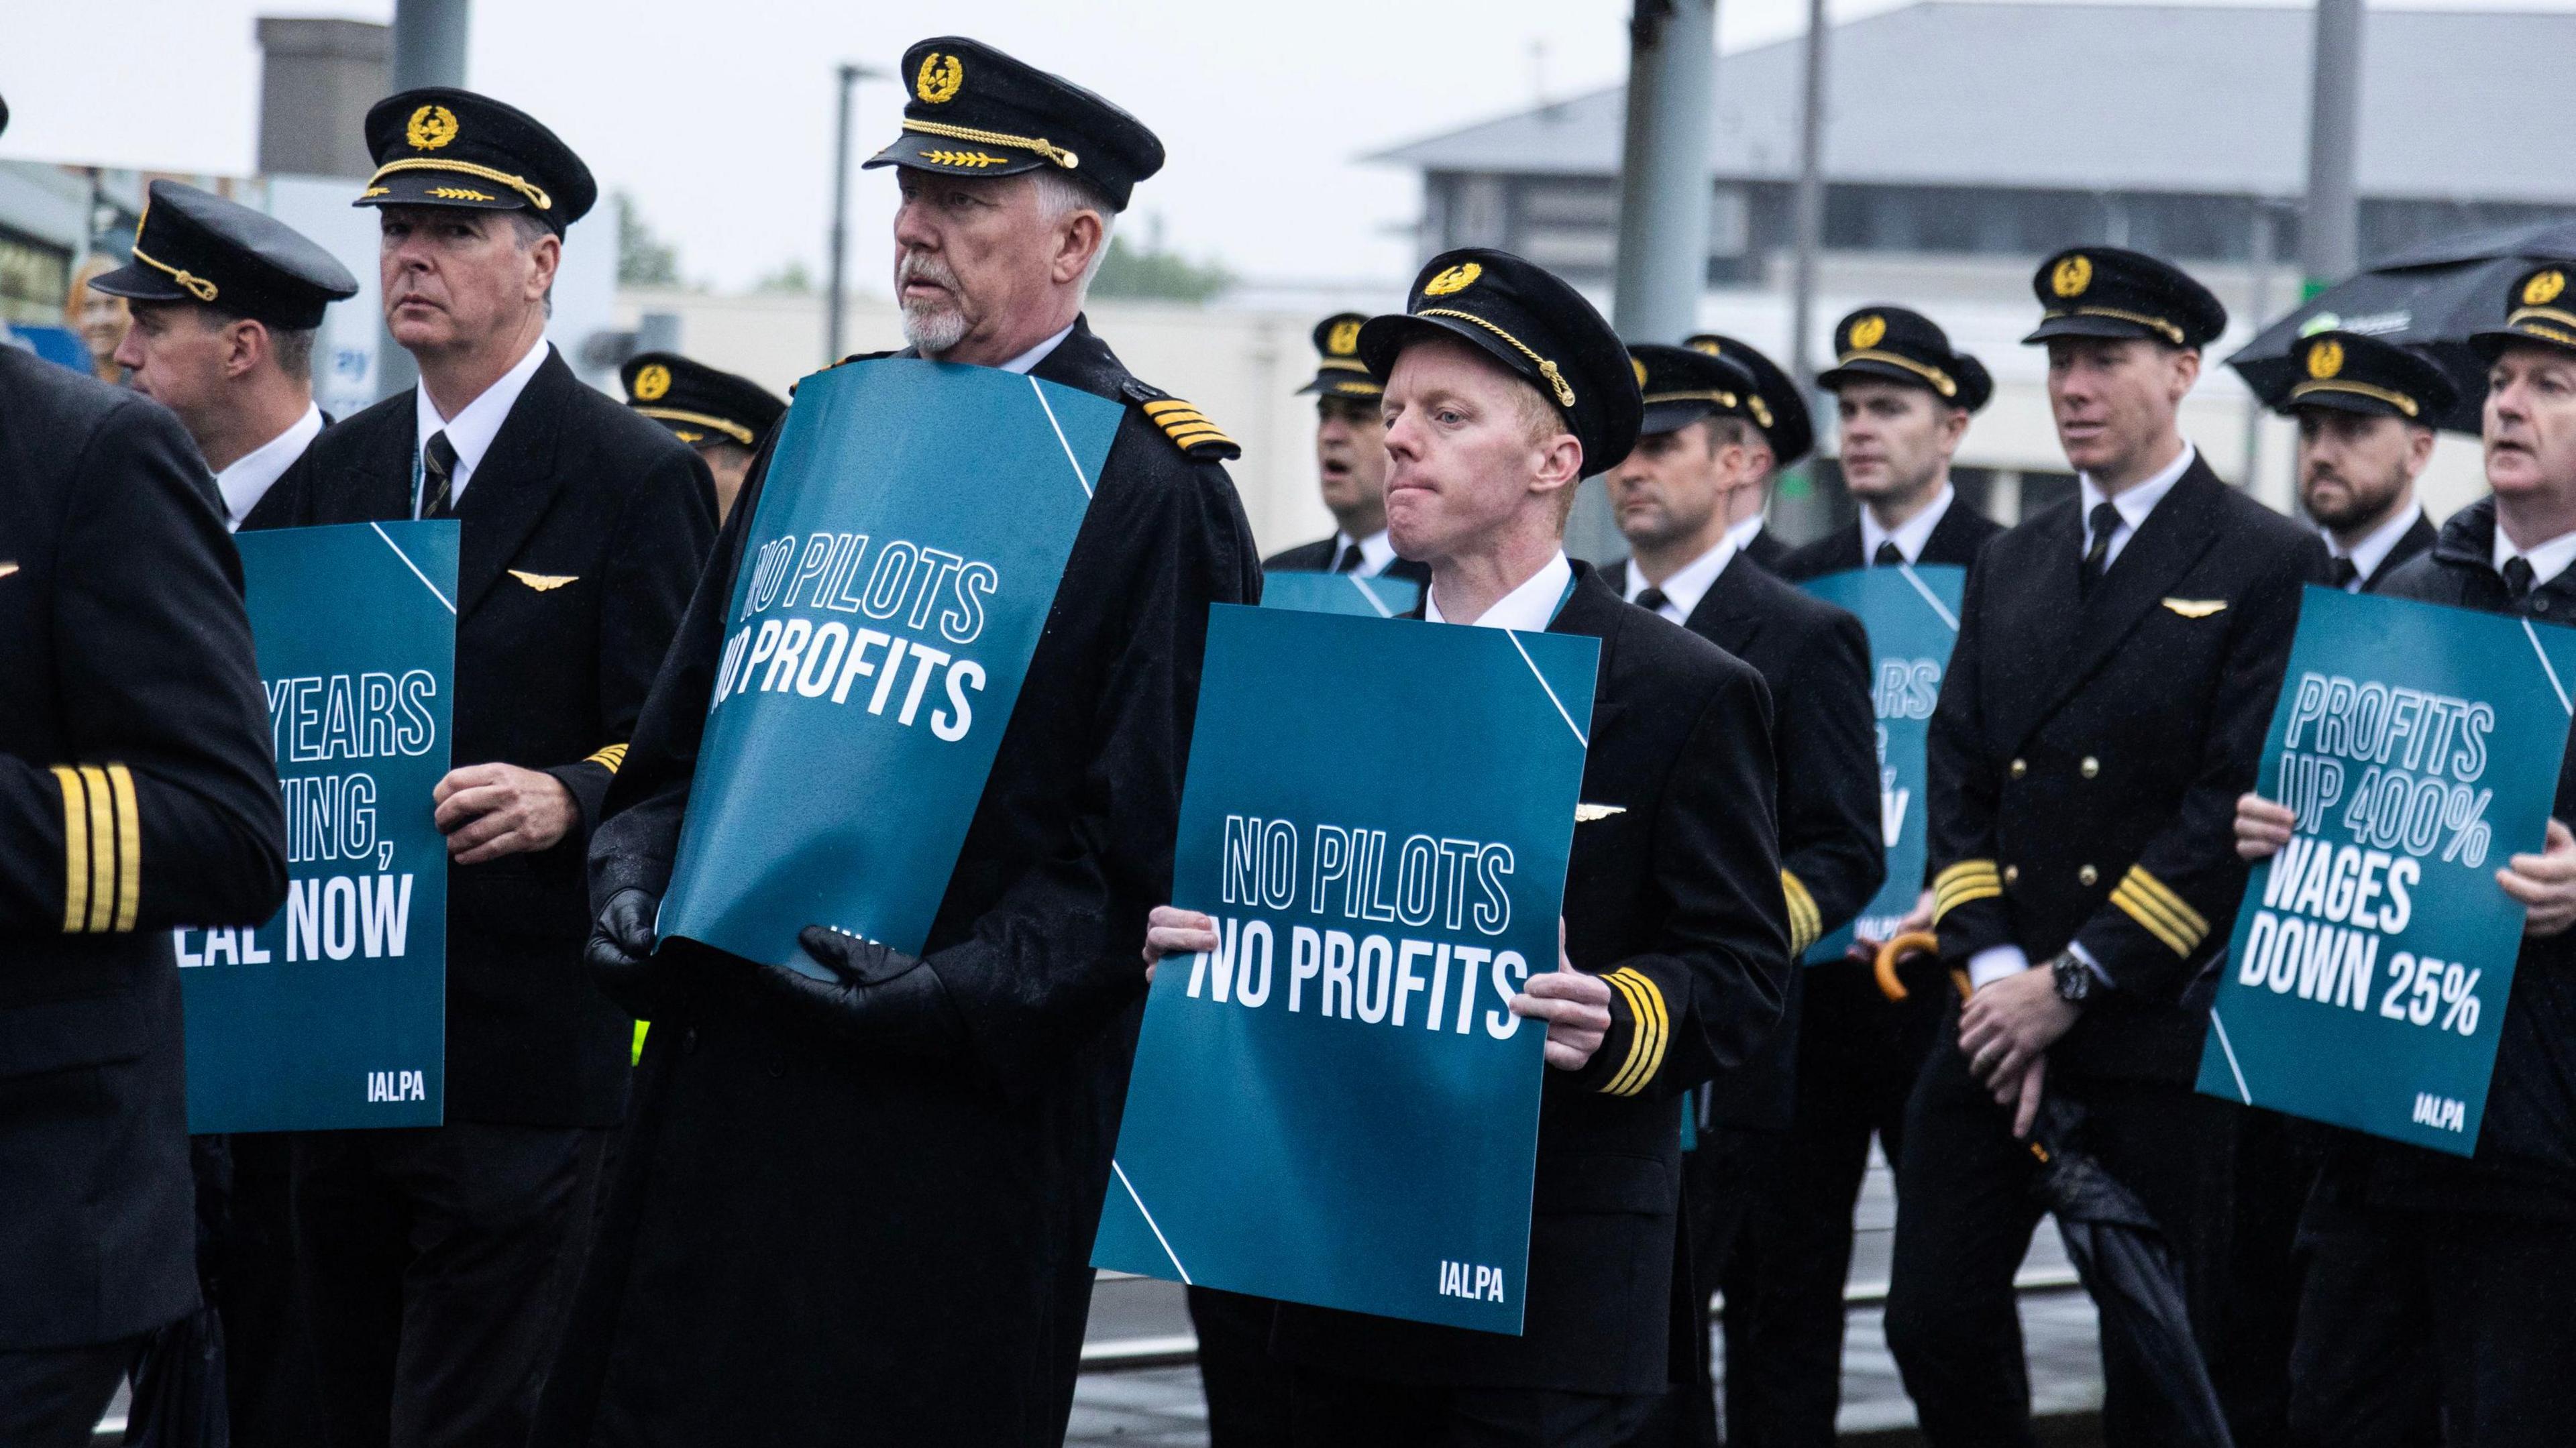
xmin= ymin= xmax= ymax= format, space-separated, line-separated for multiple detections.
xmin=1799 ymin=565 xmax=1964 ymax=962
xmin=1095 ymin=604 xmax=1597 ymax=1334
xmin=182 ymin=520 xmax=457 ymax=1133
xmin=658 ymin=359 xmax=1120 ymax=964
xmin=2197 ymin=586 xmax=2576 ymax=1154
xmin=1260 ymin=569 xmax=1423 ymax=619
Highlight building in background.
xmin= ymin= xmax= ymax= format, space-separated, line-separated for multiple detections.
xmin=1377 ymin=0 xmax=2576 ymax=534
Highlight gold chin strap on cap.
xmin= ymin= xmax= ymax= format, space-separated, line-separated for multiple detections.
xmin=903 ymin=118 xmax=1078 ymax=170
xmin=128 ymin=247 xmax=217 ymax=302
xmin=1417 ymin=308 xmax=1575 ymax=408
xmin=1837 ymin=349 xmax=1956 ymax=398
xmin=2045 ymin=307 xmax=2186 ymax=346
xmin=2509 ymin=304 xmax=2576 ymax=335
xmin=1642 ymin=388 xmax=1739 ymax=409
xmin=635 ymin=408 xmax=755 ymax=446
xmin=2287 ymin=379 xmax=2420 ymax=419
xmin=366 ymin=158 xmax=553 ymax=213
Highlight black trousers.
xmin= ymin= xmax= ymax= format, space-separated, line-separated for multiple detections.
xmin=1289 ymin=1361 xmax=1660 ymax=1448
xmin=1189 ymin=1286 xmax=1291 ymax=1448
xmin=1883 ymin=1011 xmax=2243 ymax=1448
xmin=1717 ymin=961 xmax=1943 ymax=1448
xmin=2288 ymin=1176 xmax=2576 ymax=1448
xmin=292 ymin=1121 xmax=606 ymax=1448
xmin=0 ymin=1336 xmax=140 ymax=1448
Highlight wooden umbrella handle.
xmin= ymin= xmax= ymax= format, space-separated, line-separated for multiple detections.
xmin=1872 ymin=931 xmax=1940 ymax=1001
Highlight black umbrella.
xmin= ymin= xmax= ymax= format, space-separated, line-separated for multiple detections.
xmin=2025 ymin=1094 xmax=2237 ymax=1448
xmin=2227 ymin=218 xmax=2576 ymax=435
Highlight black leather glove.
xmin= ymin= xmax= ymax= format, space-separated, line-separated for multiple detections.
xmin=585 ymin=887 xmax=686 ymax=1019
xmin=749 ymin=925 xmax=967 ymax=1060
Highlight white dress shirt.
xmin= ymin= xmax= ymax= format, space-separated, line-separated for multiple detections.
xmin=1328 ymin=529 xmax=1399 ymax=577
xmin=1427 ymin=551 xmax=1572 ymax=631
xmin=997 ymin=323 xmax=1075 ymax=376
xmin=216 ymin=402 xmax=323 ymax=532
xmin=2328 ymin=506 xmax=2426 ymax=592
xmin=2075 ymin=441 xmax=2196 ymax=572
xmin=1621 ymin=532 xmax=1739 ymax=625
xmin=2493 ymin=520 xmax=2576 ymax=591
xmin=1862 ymin=482 xmax=1957 ymax=566
xmin=413 ymin=335 xmax=551 ymax=514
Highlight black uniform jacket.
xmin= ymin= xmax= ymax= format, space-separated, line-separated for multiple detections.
xmin=2355 ymin=510 xmax=2438 ymax=594
xmin=1274 ymin=563 xmax=1792 ymax=1396
xmin=1778 ymin=495 xmax=2003 ymax=580
xmin=1927 ymin=456 xmax=2325 ymax=1083
xmin=1263 ymin=535 xmax=1433 ymax=586
xmin=0 ymin=349 xmax=287 ymax=1348
xmin=1601 ymin=555 xmax=1883 ymax=1129
xmin=535 ymin=319 xmax=1260 ymax=1448
xmin=262 ymin=347 xmax=716 ymax=1125
xmin=1739 ymin=523 xmax=1790 ymax=573
xmin=2363 ymin=500 xmax=2576 ymax=1215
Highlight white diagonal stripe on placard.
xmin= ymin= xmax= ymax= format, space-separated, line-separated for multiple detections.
xmin=370 ymin=522 xmax=455 ymax=615
xmin=2208 ymin=1006 xmax=2252 ymax=1105
xmin=1348 ymin=575 xmax=1394 ymax=618
xmin=1899 ymin=562 xmax=1960 ymax=632
xmin=1030 ymin=376 xmax=1095 ymax=500
xmin=2525 ymin=618 xmax=2572 ymax=716
xmin=1507 ymin=629 xmax=1588 ymax=748
xmin=1110 ymin=1159 xmax=1190 ymax=1284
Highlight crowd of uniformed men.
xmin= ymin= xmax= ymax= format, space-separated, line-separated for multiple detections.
xmin=5 ymin=32 xmax=2574 ymax=1448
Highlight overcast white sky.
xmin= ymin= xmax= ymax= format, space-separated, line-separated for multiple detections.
xmin=2 ymin=0 xmax=2558 ymax=296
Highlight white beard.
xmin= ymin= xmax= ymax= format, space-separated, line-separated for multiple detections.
xmin=899 ymin=299 xmax=968 ymax=355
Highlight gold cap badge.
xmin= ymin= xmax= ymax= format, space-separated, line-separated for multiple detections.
xmin=1688 ymin=337 xmax=1722 ymax=357
xmin=916 ymin=53 xmax=964 ymax=105
xmin=1327 ymin=319 xmax=1361 ymax=356
xmin=2527 ymin=270 xmax=2567 ymax=307
xmin=2052 ymin=254 xmax=2093 ymax=299
xmin=1424 ymin=262 xmax=1482 ymax=297
xmin=633 ymin=364 xmax=672 ymax=402
xmin=1849 ymin=314 xmax=1886 ymax=350
xmin=2306 ymin=339 xmax=2343 ymax=380
xmin=1631 ymin=357 xmax=1649 ymax=388
xmin=407 ymin=105 xmax=458 ymax=151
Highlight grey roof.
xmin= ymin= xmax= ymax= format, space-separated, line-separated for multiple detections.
xmin=1376 ymin=2 xmax=2576 ymax=203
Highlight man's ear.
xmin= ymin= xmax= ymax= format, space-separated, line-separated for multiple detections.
xmin=223 ymin=318 xmax=270 ymax=381
xmin=1056 ymin=209 xmax=1106 ymax=286
xmin=525 ymin=231 xmax=562 ymax=302
xmin=1532 ymin=430 xmax=1585 ymax=493
xmin=2169 ymin=345 xmax=2203 ymax=400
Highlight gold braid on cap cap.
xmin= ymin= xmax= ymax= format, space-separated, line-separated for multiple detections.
xmin=2286 ymin=379 xmax=2420 ymax=419
xmin=366 ymin=158 xmax=553 ymax=213
xmin=903 ymin=118 xmax=1078 ymax=170
xmin=2043 ymin=306 xmax=2186 ymax=346
xmin=1417 ymin=308 xmax=1575 ymax=407
xmin=1836 ymin=348 xmax=1957 ymax=398
xmin=127 ymin=246 xmax=217 ymax=302
xmin=2509 ymin=304 xmax=2576 ymax=335
xmin=635 ymin=407 xmax=756 ymax=445
xmin=1642 ymin=389 xmax=1739 ymax=408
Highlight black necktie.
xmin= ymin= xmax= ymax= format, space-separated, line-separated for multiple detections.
xmin=420 ymin=431 xmax=460 ymax=519
xmin=1333 ymin=542 xmax=1362 ymax=574
xmin=2080 ymin=501 xmax=2123 ymax=598
xmin=1873 ymin=540 xmax=1904 ymax=567
xmin=1636 ymin=586 xmax=1670 ymax=614
xmin=2328 ymin=556 xmax=2361 ymax=590
xmin=2504 ymin=555 xmax=2536 ymax=604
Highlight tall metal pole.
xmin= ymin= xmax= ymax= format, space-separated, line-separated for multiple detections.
xmin=2302 ymin=0 xmax=2363 ymax=292
xmin=2241 ymin=203 xmax=2277 ymax=496
xmin=380 ymin=0 xmax=470 ymax=399
xmin=1585 ymin=0 xmax=1718 ymax=563
xmin=1779 ymin=0 xmax=1830 ymax=541
xmin=826 ymin=63 xmax=861 ymax=366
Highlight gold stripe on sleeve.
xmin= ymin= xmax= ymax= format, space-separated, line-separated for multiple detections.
xmin=108 ymin=765 xmax=140 ymax=933
xmin=53 ymin=766 xmax=89 ymax=932
xmin=77 ymin=765 xmax=115 ymax=934
xmin=1781 ymin=869 xmax=1823 ymax=957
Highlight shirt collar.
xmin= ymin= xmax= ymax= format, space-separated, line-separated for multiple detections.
xmin=2071 ymin=438 xmax=2194 ymax=543
xmin=1860 ymin=482 xmax=1955 ymax=566
xmin=1427 ymin=551 xmax=1572 ymax=631
xmin=217 ymin=402 xmax=323 ymax=532
xmin=415 ymin=335 xmax=551 ymax=492
xmin=998 ymin=323 xmax=1076 ymax=376
xmin=1724 ymin=513 xmax=1767 ymax=554
xmin=1623 ymin=532 xmax=1738 ymax=623
xmin=1335 ymin=528 xmax=1399 ymax=577
xmin=2332 ymin=505 xmax=2425 ymax=588
xmin=2493 ymin=518 xmax=2576 ymax=590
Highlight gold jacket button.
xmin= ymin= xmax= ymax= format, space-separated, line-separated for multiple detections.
xmin=2003 ymin=865 xmax=2020 ymax=885
xmin=2081 ymin=756 xmax=2100 ymax=779
xmin=2078 ymin=864 xmax=2099 ymax=887
xmin=2010 ymin=758 xmax=2027 ymax=779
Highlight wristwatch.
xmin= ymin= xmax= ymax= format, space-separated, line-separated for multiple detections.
xmin=2049 ymin=950 xmax=2094 ymax=1005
